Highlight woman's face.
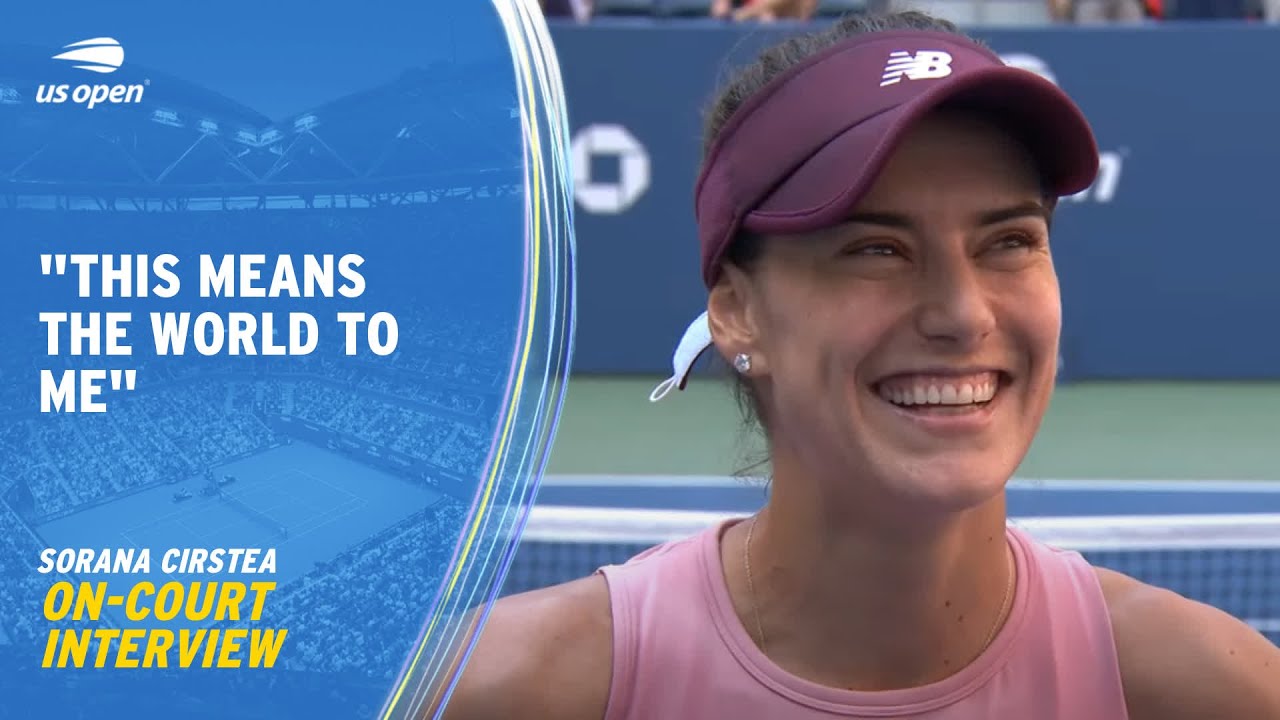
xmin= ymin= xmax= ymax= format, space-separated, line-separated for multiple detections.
xmin=712 ymin=110 xmax=1062 ymax=513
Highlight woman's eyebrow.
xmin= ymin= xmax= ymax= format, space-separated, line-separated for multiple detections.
xmin=843 ymin=201 xmax=1052 ymax=232
xmin=974 ymin=200 xmax=1053 ymax=227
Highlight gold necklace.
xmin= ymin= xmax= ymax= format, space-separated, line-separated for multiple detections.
xmin=744 ymin=516 xmax=767 ymax=652
xmin=742 ymin=516 xmax=1015 ymax=657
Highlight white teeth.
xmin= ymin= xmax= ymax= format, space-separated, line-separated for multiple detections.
xmin=878 ymin=378 xmax=1001 ymax=407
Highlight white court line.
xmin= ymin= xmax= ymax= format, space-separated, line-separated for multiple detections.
xmin=120 ymin=502 xmax=217 ymax=536
xmin=292 ymin=500 xmax=364 ymax=535
xmin=301 ymin=470 xmax=363 ymax=503
xmin=118 ymin=528 xmax=185 ymax=585
xmin=540 ymin=474 xmax=1280 ymax=493
xmin=260 ymin=493 xmax=367 ymax=528
xmin=204 ymin=517 xmax=252 ymax=540
xmin=233 ymin=468 xmax=364 ymax=521
xmin=521 ymin=505 xmax=1280 ymax=550
xmin=222 ymin=470 xmax=314 ymax=510
xmin=1011 ymin=478 xmax=1280 ymax=493
xmin=288 ymin=498 xmax=367 ymax=542
xmin=256 ymin=467 xmax=362 ymax=503
xmin=255 ymin=485 xmax=356 ymax=518
xmin=1250 ymin=619 xmax=1280 ymax=633
xmin=210 ymin=467 xmax=372 ymax=548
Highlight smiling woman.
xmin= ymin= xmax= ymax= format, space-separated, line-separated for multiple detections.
xmin=438 ymin=10 xmax=1280 ymax=720
xmin=711 ymin=107 xmax=1068 ymax=512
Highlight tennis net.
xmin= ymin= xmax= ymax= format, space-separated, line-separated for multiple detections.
xmin=502 ymin=506 xmax=1280 ymax=645
xmin=218 ymin=490 xmax=288 ymax=540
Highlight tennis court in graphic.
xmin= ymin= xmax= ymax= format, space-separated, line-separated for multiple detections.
xmin=34 ymin=441 xmax=439 ymax=629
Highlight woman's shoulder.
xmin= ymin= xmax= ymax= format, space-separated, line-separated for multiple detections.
xmin=437 ymin=523 xmax=731 ymax=719
xmin=439 ymin=575 xmax=615 ymax=720
xmin=1093 ymin=567 xmax=1280 ymax=720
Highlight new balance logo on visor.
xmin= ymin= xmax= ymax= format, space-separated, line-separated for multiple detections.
xmin=880 ymin=50 xmax=953 ymax=87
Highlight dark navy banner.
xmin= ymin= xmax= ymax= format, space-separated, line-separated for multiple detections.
xmin=552 ymin=20 xmax=1280 ymax=381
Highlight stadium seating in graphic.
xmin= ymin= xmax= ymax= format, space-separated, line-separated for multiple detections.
xmin=0 ymin=44 xmax=527 ymax=677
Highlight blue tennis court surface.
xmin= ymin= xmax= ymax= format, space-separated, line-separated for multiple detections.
xmin=536 ymin=475 xmax=1280 ymax=516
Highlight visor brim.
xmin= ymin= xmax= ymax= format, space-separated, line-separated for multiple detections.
xmin=743 ymin=66 xmax=1099 ymax=236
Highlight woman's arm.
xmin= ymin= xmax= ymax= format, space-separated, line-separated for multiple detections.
xmin=1099 ymin=568 xmax=1280 ymax=720
xmin=436 ymin=575 xmax=615 ymax=720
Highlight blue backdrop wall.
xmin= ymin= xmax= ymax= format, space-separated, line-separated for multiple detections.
xmin=551 ymin=20 xmax=1280 ymax=381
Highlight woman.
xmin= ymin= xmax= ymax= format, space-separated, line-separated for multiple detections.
xmin=442 ymin=11 xmax=1280 ymax=720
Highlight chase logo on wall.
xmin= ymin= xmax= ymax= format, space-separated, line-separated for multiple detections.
xmin=1000 ymin=52 xmax=1124 ymax=205
xmin=572 ymin=123 xmax=650 ymax=215
xmin=998 ymin=52 xmax=1057 ymax=85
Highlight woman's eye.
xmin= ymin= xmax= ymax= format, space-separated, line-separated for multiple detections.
xmin=992 ymin=233 xmax=1038 ymax=252
xmin=845 ymin=243 xmax=900 ymax=257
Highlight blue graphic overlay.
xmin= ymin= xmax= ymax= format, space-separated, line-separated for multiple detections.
xmin=379 ymin=2 xmax=576 ymax=717
xmin=0 ymin=1 xmax=574 ymax=718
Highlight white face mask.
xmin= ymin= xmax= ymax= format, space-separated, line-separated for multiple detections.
xmin=649 ymin=311 xmax=713 ymax=403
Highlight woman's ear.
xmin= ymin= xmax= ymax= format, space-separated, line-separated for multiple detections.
xmin=707 ymin=263 xmax=769 ymax=379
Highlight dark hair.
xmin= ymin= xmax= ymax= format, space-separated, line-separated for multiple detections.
xmin=700 ymin=11 xmax=982 ymax=479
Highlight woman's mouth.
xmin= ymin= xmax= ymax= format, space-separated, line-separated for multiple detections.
xmin=873 ymin=371 xmax=1008 ymax=417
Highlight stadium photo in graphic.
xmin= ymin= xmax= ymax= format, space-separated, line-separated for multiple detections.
xmin=0 ymin=1 xmax=579 ymax=715
xmin=5 ymin=0 xmax=1280 ymax=718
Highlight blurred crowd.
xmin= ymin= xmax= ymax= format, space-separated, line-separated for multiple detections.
xmin=0 ymin=350 xmax=497 ymax=644
xmin=0 ymin=354 xmax=498 ymax=519
xmin=242 ymin=499 xmax=471 ymax=678
xmin=542 ymin=0 xmax=1280 ymax=24
xmin=0 ymin=381 xmax=273 ymax=518
xmin=0 ymin=365 xmax=494 ymax=651
xmin=0 ymin=502 xmax=85 ymax=646
xmin=0 ymin=204 xmax=518 ymax=650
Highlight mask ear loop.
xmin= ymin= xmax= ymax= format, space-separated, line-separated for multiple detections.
xmin=649 ymin=311 xmax=713 ymax=402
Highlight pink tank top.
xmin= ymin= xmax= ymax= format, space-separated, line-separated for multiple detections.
xmin=596 ymin=519 xmax=1129 ymax=719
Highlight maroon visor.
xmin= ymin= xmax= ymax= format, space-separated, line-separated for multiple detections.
xmin=693 ymin=29 xmax=1101 ymax=289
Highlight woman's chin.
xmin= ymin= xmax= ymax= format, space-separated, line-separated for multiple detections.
xmin=862 ymin=454 xmax=1015 ymax=517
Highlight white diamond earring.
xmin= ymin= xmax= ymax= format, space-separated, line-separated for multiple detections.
xmin=733 ymin=353 xmax=752 ymax=374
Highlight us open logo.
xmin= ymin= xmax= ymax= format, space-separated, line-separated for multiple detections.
xmin=35 ymin=37 xmax=147 ymax=109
